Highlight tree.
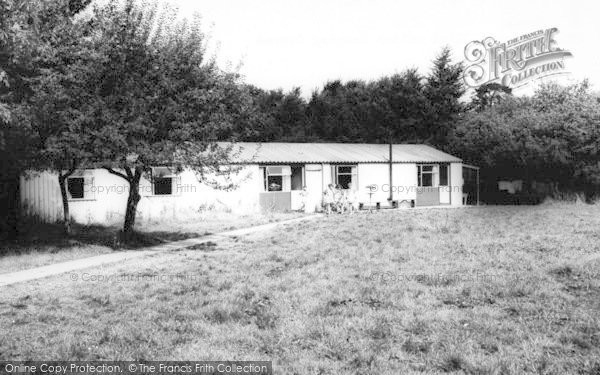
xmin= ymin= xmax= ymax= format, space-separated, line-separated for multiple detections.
xmin=237 ymin=86 xmax=308 ymax=142
xmin=0 ymin=0 xmax=91 ymax=238
xmin=304 ymin=70 xmax=432 ymax=144
xmin=1 ymin=0 xmax=40 ymax=238
xmin=75 ymin=1 xmax=249 ymax=237
xmin=29 ymin=70 xmax=94 ymax=234
xmin=306 ymin=79 xmax=376 ymax=142
xmin=376 ymin=69 xmax=430 ymax=143
xmin=451 ymin=81 xmax=600 ymax=201
xmin=470 ymin=82 xmax=512 ymax=112
xmin=424 ymin=47 xmax=465 ymax=146
xmin=25 ymin=1 xmax=94 ymax=234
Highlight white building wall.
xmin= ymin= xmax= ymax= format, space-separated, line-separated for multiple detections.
xmin=21 ymin=161 xmax=467 ymax=223
xmin=20 ymin=171 xmax=63 ymax=223
xmin=322 ymin=163 xmax=332 ymax=187
xmin=450 ymin=162 xmax=464 ymax=206
xmin=392 ymin=163 xmax=418 ymax=203
xmin=357 ymin=163 xmax=391 ymax=207
xmin=20 ymin=166 xmax=262 ymax=225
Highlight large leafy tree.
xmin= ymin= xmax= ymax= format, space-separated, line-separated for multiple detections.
xmin=29 ymin=67 xmax=94 ymax=234
xmin=305 ymin=70 xmax=431 ymax=144
xmin=0 ymin=0 xmax=90 ymax=238
xmin=375 ymin=69 xmax=430 ymax=143
xmin=237 ymin=86 xmax=308 ymax=142
xmin=73 ymin=1 xmax=248 ymax=236
xmin=451 ymin=81 xmax=600 ymax=200
xmin=307 ymin=79 xmax=374 ymax=142
xmin=1 ymin=0 xmax=40 ymax=238
xmin=25 ymin=1 xmax=95 ymax=234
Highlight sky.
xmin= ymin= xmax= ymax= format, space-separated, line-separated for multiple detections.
xmin=173 ymin=0 xmax=600 ymax=97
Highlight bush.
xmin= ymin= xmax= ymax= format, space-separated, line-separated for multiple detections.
xmin=484 ymin=191 xmax=544 ymax=205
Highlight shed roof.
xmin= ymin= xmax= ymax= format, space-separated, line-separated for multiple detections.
xmin=227 ymin=142 xmax=462 ymax=164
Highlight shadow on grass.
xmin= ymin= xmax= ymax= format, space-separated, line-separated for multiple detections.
xmin=0 ymin=219 xmax=203 ymax=255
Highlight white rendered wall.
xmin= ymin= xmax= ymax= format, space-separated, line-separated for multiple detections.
xmin=20 ymin=166 xmax=262 ymax=225
xmin=450 ymin=163 xmax=464 ymax=206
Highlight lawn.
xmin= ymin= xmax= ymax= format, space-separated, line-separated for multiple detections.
xmin=0 ymin=211 xmax=306 ymax=274
xmin=1 ymin=204 xmax=599 ymax=374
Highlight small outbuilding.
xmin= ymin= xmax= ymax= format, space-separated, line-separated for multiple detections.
xmin=20 ymin=142 xmax=473 ymax=225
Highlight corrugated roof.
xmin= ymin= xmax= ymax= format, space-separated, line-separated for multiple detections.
xmin=226 ymin=142 xmax=462 ymax=163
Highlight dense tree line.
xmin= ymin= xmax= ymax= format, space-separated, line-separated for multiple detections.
xmin=229 ymin=48 xmax=465 ymax=145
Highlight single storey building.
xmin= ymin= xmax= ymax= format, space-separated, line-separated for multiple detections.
xmin=20 ymin=142 xmax=475 ymax=225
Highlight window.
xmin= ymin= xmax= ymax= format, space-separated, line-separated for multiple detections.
xmin=67 ymin=177 xmax=84 ymax=199
xmin=439 ymin=164 xmax=448 ymax=186
xmin=67 ymin=170 xmax=94 ymax=200
xmin=154 ymin=177 xmax=172 ymax=195
xmin=418 ymin=165 xmax=435 ymax=187
xmin=417 ymin=164 xmax=447 ymax=187
xmin=260 ymin=166 xmax=291 ymax=192
xmin=151 ymin=167 xmax=180 ymax=196
xmin=334 ymin=165 xmax=357 ymax=189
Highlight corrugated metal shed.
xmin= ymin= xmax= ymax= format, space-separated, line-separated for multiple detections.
xmin=227 ymin=142 xmax=462 ymax=164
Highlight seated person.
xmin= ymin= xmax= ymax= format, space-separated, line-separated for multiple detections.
xmin=323 ymin=184 xmax=335 ymax=214
xmin=334 ymin=184 xmax=344 ymax=213
xmin=345 ymin=182 xmax=359 ymax=214
xmin=299 ymin=186 xmax=308 ymax=212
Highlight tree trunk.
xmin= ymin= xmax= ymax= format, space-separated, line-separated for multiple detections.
xmin=58 ymin=174 xmax=71 ymax=235
xmin=122 ymin=169 xmax=141 ymax=235
xmin=104 ymin=166 xmax=143 ymax=241
xmin=58 ymin=169 xmax=75 ymax=235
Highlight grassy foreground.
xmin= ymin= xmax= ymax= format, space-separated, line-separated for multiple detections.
xmin=0 ymin=211 xmax=305 ymax=274
xmin=1 ymin=204 xmax=600 ymax=374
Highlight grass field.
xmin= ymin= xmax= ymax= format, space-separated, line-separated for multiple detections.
xmin=1 ymin=204 xmax=599 ymax=374
xmin=0 ymin=211 xmax=305 ymax=274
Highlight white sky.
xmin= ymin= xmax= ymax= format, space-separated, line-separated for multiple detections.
xmin=174 ymin=0 xmax=600 ymax=97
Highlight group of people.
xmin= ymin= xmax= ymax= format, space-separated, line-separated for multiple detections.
xmin=322 ymin=183 xmax=359 ymax=214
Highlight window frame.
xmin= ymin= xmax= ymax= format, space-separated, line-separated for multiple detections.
xmin=259 ymin=165 xmax=292 ymax=192
xmin=66 ymin=170 xmax=95 ymax=201
xmin=333 ymin=164 xmax=358 ymax=190
xmin=417 ymin=164 xmax=437 ymax=187
xmin=151 ymin=167 xmax=181 ymax=196
xmin=67 ymin=177 xmax=85 ymax=200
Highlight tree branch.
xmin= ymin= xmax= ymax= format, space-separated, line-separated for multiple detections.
xmin=59 ymin=158 xmax=79 ymax=180
xmin=59 ymin=166 xmax=77 ymax=180
xmin=103 ymin=166 xmax=129 ymax=181
xmin=124 ymin=165 xmax=134 ymax=180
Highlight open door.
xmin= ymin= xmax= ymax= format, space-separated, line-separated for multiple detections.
xmin=462 ymin=164 xmax=480 ymax=205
